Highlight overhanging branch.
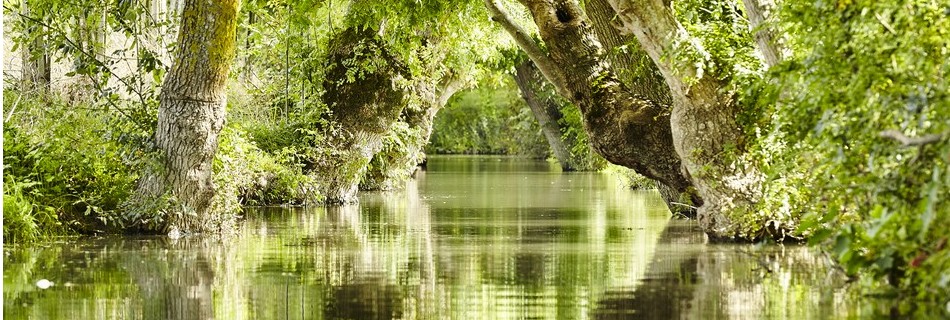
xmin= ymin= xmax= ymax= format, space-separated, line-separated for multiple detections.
xmin=483 ymin=0 xmax=566 ymax=91
xmin=879 ymin=130 xmax=947 ymax=147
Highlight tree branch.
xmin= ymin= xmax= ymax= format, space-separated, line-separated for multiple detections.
xmin=482 ymin=0 xmax=566 ymax=91
xmin=879 ymin=130 xmax=947 ymax=147
xmin=741 ymin=0 xmax=784 ymax=67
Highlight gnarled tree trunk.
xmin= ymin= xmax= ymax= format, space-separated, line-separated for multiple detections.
xmin=318 ymin=27 xmax=408 ymax=202
xmin=514 ymin=60 xmax=576 ymax=171
xmin=485 ymin=0 xmax=701 ymax=217
xmin=130 ymin=0 xmax=241 ymax=234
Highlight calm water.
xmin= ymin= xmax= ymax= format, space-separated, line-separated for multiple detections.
xmin=5 ymin=156 xmax=875 ymax=319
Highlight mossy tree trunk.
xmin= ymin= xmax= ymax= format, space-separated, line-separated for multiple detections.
xmin=585 ymin=0 xmax=699 ymax=213
xmin=485 ymin=0 xmax=701 ymax=217
xmin=513 ymin=60 xmax=576 ymax=171
xmin=318 ymin=27 xmax=408 ymax=202
xmin=360 ymin=73 xmax=463 ymax=191
xmin=130 ymin=0 xmax=241 ymax=234
xmin=609 ymin=0 xmax=765 ymax=239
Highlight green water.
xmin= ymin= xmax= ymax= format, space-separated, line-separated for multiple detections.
xmin=5 ymin=156 xmax=875 ymax=319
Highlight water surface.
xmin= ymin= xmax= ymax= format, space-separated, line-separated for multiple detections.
xmin=5 ymin=156 xmax=870 ymax=319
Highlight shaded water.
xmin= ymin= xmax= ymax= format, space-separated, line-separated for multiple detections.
xmin=5 ymin=156 xmax=873 ymax=319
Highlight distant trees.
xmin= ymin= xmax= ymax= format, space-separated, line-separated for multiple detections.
xmin=17 ymin=0 xmax=50 ymax=93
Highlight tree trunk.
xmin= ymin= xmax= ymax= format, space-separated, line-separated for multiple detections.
xmin=513 ymin=60 xmax=576 ymax=171
xmin=240 ymin=10 xmax=257 ymax=84
xmin=130 ymin=0 xmax=241 ymax=234
xmin=608 ymin=0 xmax=765 ymax=239
xmin=586 ymin=0 xmax=701 ymax=212
xmin=19 ymin=0 xmax=50 ymax=93
xmin=584 ymin=0 xmax=670 ymax=105
xmin=741 ymin=0 xmax=783 ymax=68
xmin=318 ymin=27 xmax=408 ymax=203
xmin=486 ymin=0 xmax=701 ymax=217
xmin=360 ymin=74 xmax=464 ymax=191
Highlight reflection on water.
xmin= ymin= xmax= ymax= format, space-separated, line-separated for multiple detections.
xmin=5 ymin=156 xmax=873 ymax=319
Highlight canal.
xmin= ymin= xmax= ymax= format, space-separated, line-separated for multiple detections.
xmin=4 ymin=156 xmax=870 ymax=319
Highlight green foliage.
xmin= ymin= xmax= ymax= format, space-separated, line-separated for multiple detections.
xmin=744 ymin=0 xmax=950 ymax=308
xmin=604 ymin=165 xmax=654 ymax=190
xmin=428 ymin=80 xmax=548 ymax=157
xmin=361 ymin=119 xmax=426 ymax=191
xmin=558 ymin=102 xmax=608 ymax=171
xmin=2 ymin=91 xmax=146 ymax=239
xmin=213 ymin=124 xmax=321 ymax=212
xmin=677 ymin=0 xmax=762 ymax=75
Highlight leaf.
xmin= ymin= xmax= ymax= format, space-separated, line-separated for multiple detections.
xmin=833 ymin=234 xmax=852 ymax=259
xmin=808 ymin=228 xmax=833 ymax=245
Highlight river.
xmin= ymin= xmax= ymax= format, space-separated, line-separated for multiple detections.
xmin=4 ymin=156 xmax=875 ymax=319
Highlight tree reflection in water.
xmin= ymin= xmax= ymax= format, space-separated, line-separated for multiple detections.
xmin=4 ymin=156 xmax=869 ymax=319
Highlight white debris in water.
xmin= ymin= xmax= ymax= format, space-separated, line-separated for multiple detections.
xmin=36 ymin=279 xmax=54 ymax=289
xmin=168 ymin=227 xmax=182 ymax=240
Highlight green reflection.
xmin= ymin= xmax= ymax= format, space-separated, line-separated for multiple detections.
xmin=5 ymin=156 xmax=875 ymax=319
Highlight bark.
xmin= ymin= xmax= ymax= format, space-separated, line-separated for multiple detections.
xmin=608 ymin=0 xmax=765 ymax=239
xmin=318 ymin=27 xmax=408 ymax=203
xmin=741 ymin=0 xmax=783 ymax=68
xmin=130 ymin=0 xmax=241 ymax=234
xmin=587 ymin=0 xmax=701 ymax=211
xmin=19 ymin=0 xmax=50 ymax=93
xmin=486 ymin=0 xmax=701 ymax=217
xmin=584 ymin=0 xmax=670 ymax=105
xmin=513 ymin=60 xmax=576 ymax=171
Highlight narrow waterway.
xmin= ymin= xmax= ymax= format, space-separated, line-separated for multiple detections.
xmin=5 ymin=156 xmax=871 ymax=319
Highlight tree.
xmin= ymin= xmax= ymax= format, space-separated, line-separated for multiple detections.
xmin=606 ymin=0 xmax=766 ymax=239
xmin=316 ymin=26 xmax=409 ymax=203
xmin=360 ymin=72 xmax=465 ymax=191
xmin=514 ymin=59 xmax=576 ymax=171
xmin=345 ymin=0 xmax=509 ymax=193
xmin=484 ymin=0 xmax=701 ymax=216
xmin=129 ymin=0 xmax=242 ymax=234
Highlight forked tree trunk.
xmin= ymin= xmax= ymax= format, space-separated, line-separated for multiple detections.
xmin=514 ymin=60 xmax=576 ymax=171
xmin=318 ymin=27 xmax=408 ymax=203
xmin=609 ymin=0 xmax=765 ymax=239
xmin=586 ymin=0 xmax=698 ymax=212
xmin=131 ymin=0 xmax=241 ymax=234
